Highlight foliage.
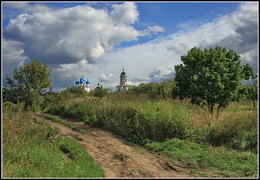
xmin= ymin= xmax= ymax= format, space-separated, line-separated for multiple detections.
xmin=4 ymin=60 xmax=51 ymax=110
xmin=174 ymin=46 xmax=255 ymax=117
xmin=146 ymin=138 xmax=258 ymax=177
xmin=128 ymin=79 xmax=176 ymax=98
xmin=90 ymin=87 xmax=109 ymax=98
xmin=60 ymin=86 xmax=88 ymax=96
xmin=41 ymin=94 xmax=59 ymax=110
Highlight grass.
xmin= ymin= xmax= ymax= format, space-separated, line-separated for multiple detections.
xmin=2 ymin=104 xmax=104 ymax=178
xmin=45 ymin=94 xmax=258 ymax=178
xmin=145 ymin=138 xmax=258 ymax=178
xmin=44 ymin=114 xmax=85 ymax=133
xmin=46 ymin=98 xmax=189 ymax=144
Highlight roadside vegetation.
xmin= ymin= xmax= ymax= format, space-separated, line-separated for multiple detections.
xmin=2 ymin=102 xmax=104 ymax=178
xmin=43 ymin=91 xmax=258 ymax=177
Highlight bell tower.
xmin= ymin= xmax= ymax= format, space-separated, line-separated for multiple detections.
xmin=120 ymin=68 xmax=127 ymax=86
xmin=116 ymin=68 xmax=131 ymax=91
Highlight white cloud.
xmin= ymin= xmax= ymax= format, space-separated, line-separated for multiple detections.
xmin=3 ymin=39 xmax=29 ymax=78
xmin=52 ymin=59 xmax=97 ymax=89
xmin=148 ymin=66 xmax=175 ymax=82
xmin=99 ymin=73 xmax=114 ymax=82
xmin=139 ymin=25 xmax=165 ymax=36
xmin=110 ymin=2 xmax=139 ymax=24
xmin=4 ymin=2 xmax=161 ymax=66
xmin=167 ymin=43 xmax=189 ymax=55
xmin=4 ymin=2 xmax=53 ymax=13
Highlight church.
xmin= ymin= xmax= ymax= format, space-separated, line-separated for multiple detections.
xmin=75 ymin=76 xmax=91 ymax=92
xmin=74 ymin=69 xmax=130 ymax=93
xmin=116 ymin=69 xmax=131 ymax=91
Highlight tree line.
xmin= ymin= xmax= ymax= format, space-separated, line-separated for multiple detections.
xmin=3 ymin=46 xmax=257 ymax=115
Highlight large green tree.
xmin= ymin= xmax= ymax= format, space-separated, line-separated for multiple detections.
xmin=174 ymin=46 xmax=255 ymax=117
xmin=4 ymin=60 xmax=51 ymax=109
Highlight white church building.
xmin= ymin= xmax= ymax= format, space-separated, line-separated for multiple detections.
xmin=75 ymin=76 xmax=91 ymax=92
xmin=116 ymin=69 xmax=131 ymax=91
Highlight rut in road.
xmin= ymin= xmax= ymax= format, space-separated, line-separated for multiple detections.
xmin=32 ymin=113 xmax=199 ymax=178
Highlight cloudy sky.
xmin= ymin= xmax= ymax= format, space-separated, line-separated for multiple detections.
xmin=2 ymin=1 xmax=258 ymax=92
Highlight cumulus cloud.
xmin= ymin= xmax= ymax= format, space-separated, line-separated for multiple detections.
xmin=3 ymin=39 xmax=29 ymax=78
xmin=148 ymin=66 xmax=175 ymax=82
xmin=110 ymin=2 xmax=139 ymax=24
xmin=4 ymin=2 xmax=53 ymax=14
xmin=52 ymin=59 xmax=97 ymax=90
xmin=4 ymin=2 xmax=161 ymax=66
xmin=99 ymin=73 xmax=114 ymax=82
xmin=167 ymin=43 xmax=189 ymax=55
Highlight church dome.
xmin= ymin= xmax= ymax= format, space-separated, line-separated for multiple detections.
xmin=121 ymin=69 xmax=126 ymax=76
xmin=86 ymin=79 xmax=90 ymax=84
xmin=75 ymin=80 xmax=80 ymax=84
xmin=80 ymin=76 xmax=85 ymax=83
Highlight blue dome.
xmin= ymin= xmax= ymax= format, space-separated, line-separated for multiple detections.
xmin=80 ymin=76 xmax=85 ymax=83
xmin=85 ymin=79 xmax=90 ymax=84
xmin=75 ymin=80 xmax=80 ymax=84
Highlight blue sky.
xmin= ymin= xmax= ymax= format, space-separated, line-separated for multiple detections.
xmin=2 ymin=1 xmax=258 ymax=92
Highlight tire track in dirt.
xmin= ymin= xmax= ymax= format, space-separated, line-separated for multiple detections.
xmin=32 ymin=113 xmax=199 ymax=178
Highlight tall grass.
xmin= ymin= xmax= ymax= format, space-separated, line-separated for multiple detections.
xmin=46 ymin=97 xmax=189 ymax=144
xmin=46 ymin=94 xmax=258 ymax=153
xmin=2 ymin=102 xmax=104 ymax=178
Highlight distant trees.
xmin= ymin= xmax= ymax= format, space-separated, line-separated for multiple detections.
xmin=4 ymin=60 xmax=51 ymax=110
xmin=92 ymin=87 xmax=109 ymax=99
xmin=128 ymin=79 xmax=176 ymax=98
xmin=174 ymin=46 xmax=255 ymax=117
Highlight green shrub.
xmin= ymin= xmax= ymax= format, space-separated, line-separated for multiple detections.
xmin=3 ymin=101 xmax=24 ymax=114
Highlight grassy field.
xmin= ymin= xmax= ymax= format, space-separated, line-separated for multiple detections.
xmin=44 ymin=93 xmax=258 ymax=177
xmin=2 ymin=102 xmax=104 ymax=178
xmin=2 ymin=92 xmax=258 ymax=178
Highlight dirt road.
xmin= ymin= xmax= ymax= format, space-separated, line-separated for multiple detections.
xmin=32 ymin=113 xmax=200 ymax=178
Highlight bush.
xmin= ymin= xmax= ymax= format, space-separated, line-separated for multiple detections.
xmin=91 ymin=88 xmax=109 ymax=99
xmin=128 ymin=79 xmax=176 ymax=99
xmin=3 ymin=102 xmax=24 ymax=114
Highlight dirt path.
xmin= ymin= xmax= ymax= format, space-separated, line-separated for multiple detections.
xmin=32 ymin=113 xmax=200 ymax=178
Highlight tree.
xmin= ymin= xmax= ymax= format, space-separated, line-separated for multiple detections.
xmin=4 ymin=60 xmax=51 ymax=110
xmin=174 ymin=46 xmax=254 ymax=117
xmin=92 ymin=87 xmax=109 ymax=98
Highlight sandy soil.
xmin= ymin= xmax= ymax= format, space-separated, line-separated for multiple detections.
xmin=32 ymin=113 xmax=209 ymax=178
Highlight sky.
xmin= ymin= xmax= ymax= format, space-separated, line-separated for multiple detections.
xmin=2 ymin=1 xmax=259 ymax=92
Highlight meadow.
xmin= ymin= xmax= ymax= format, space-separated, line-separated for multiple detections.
xmin=2 ymin=86 xmax=258 ymax=177
xmin=44 ymin=91 xmax=258 ymax=177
